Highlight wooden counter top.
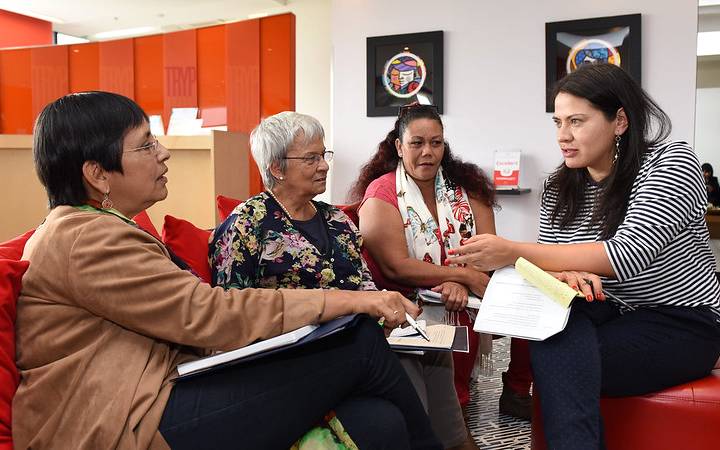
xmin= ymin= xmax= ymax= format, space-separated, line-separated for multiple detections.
xmin=0 ymin=134 xmax=214 ymax=151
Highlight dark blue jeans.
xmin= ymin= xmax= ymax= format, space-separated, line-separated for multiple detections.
xmin=159 ymin=317 xmax=442 ymax=450
xmin=531 ymin=301 xmax=720 ymax=450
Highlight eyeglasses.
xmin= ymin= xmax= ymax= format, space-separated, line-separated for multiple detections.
xmin=283 ymin=150 xmax=334 ymax=166
xmin=397 ymin=102 xmax=439 ymax=119
xmin=125 ymin=136 xmax=160 ymax=155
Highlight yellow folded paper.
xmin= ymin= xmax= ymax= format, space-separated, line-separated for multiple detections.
xmin=514 ymin=257 xmax=581 ymax=308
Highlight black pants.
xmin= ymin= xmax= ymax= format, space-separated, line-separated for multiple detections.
xmin=530 ymin=301 xmax=720 ymax=450
xmin=159 ymin=317 xmax=442 ymax=450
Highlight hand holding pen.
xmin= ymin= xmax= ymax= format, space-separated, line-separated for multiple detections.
xmin=549 ymin=270 xmax=636 ymax=311
xmin=381 ymin=289 xmax=431 ymax=341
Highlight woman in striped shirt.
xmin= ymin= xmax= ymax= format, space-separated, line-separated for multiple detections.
xmin=448 ymin=63 xmax=720 ymax=450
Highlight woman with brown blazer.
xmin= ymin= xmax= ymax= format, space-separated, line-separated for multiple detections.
xmin=12 ymin=92 xmax=441 ymax=450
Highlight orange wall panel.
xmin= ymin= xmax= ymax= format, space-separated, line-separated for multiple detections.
xmin=163 ymin=30 xmax=197 ymax=122
xmin=260 ymin=14 xmax=296 ymax=118
xmin=134 ymin=35 xmax=164 ymax=118
xmin=69 ymin=43 xmax=99 ymax=93
xmin=0 ymin=10 xmax=52 ymax=49
xmin=0 ymin=49 xmax=32 ymax=133
xmin=226 ymin=19 xmax=261 ymax=194
xmin=197 ymin=25 xmax=226 ymax=127
xmin=99 ymin=39 xmax=134 ymax=99
xmin=31 ymin=46 xmax=69 ymax=119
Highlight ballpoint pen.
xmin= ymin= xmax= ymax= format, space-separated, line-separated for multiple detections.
xmin=380 ymin=289 xmax=431 ymax=341
xmin=405 ymin=312 xmax=431 ymax=342
xmin=583 ymin=279 xmax=636 ymax=311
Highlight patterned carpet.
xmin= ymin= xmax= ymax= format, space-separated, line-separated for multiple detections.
xmin=465 ymin=337 xmax=531 ymax=449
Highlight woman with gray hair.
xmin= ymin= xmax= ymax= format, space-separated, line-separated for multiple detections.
xmin=210 ymin=111 xmax=376 ymax=292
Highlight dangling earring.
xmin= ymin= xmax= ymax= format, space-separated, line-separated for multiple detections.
xmin=613 ymin=135 xmax=621 ymax=164
xmin=101 ymin=190 xmax=113 ymax=209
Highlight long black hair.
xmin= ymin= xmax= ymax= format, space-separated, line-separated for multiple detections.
xmin=547 ymin=63 xmax=671 ymax=239
xmin=349 ymin=105 xmax=495 ymax=206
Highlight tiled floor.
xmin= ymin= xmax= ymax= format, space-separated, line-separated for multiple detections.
xmin=465 ymin=338 xmax=531 ymax=449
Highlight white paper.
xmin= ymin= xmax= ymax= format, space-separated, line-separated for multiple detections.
xmin=473 ymin=266 xmax=571 ymax=341
xmin=389 ymin=320 xmax=427 ymax=338
xmin=417 ymin=289 xmax=482 ymax=309
xmin=167 ymin=107 xmax=203 ymax=136
xmin=148 ymin=115 xmax=165 ymax=136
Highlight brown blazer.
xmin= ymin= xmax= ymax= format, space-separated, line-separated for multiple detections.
xmin=12 ymin=206 xmax=325 ymax=449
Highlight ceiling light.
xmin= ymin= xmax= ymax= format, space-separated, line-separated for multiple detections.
xmin=92 ymin=26 xmax=158 ymax=40
xmin=56 ymin=33 xmax=90 ymax=45
xmin=698 ymin=31 xmax=720 ymax=56
xmin=699 ymin=1 xmax=720 ymax=6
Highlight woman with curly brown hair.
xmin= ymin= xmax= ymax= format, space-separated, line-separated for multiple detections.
xmin=348 ymin=104 xmax=495 ymax=449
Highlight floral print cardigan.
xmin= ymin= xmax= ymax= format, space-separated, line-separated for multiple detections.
xmin=210 ymin=192 xmax=376 ymax=292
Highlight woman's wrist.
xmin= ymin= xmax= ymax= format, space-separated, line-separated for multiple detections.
xmin=504 ymin=239 xmax=519 ymax=266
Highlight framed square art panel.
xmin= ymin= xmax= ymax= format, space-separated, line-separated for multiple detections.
xmin=545 ymin=14 xmax=641 ymax=112
xmin=366 ymin=30 xmax=443 ymax=117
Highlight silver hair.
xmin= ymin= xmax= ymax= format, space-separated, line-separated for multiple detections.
xmin=249 ymin=111 xmax=325 ymax=190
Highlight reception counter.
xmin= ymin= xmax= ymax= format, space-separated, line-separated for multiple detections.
xmin=707 ymin=211 xmax=720 ymax=239
xmin=0 ymin=131 xmax=250 ymax=242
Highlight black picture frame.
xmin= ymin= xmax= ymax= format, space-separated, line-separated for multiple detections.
xmin=545 ymin=14 xmax=641 ymax=112
xmin=366 ymin=31 xmax=443 ymax=117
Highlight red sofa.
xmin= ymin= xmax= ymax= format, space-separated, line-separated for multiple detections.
xmin=531 ymin=370 xmax=720 ymax=449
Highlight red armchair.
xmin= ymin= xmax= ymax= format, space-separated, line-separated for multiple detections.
xmin=531 ymin=369 xmax=720 ymax=449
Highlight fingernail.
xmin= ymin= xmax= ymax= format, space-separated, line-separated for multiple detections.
xmin=448 ymin=249 xmax=455 ymax=255
xmin=571 ymin=285 xmax=578 ymax=291
xmin=460 ymin=239 xmax=467 ymax=245
xmin=598 ymin=293 xmax=605 ymax=301
xmin=586 ymin=294 xmax=593 ymax=302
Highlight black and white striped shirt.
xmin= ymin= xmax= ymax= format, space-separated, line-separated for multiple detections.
xmin=539 ymin=141 xmax=720 ymax=314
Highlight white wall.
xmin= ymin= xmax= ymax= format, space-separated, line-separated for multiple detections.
xmin=696 ymin=87 xmax=720 ymax=171
xmin=248 ymin=0 xmax=333 ymax=201
xmin=255 ymin=0 xmax=331 ymax=133
xmin=330 ymin=0 xmax=699 ymax=242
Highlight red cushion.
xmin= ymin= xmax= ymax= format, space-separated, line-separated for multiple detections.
xmin=338 ymin=203 xmax=360 ymax=226
xmin=216 ymin=195 xmax=242 ymax=222
xmin=132 ymin=210 xmax=161 ymax=241
xmin=0 ymin=229 xmax=35 ymax=261
xmin=161 ymin=215 xmax=212 ymax=283
xmin=0 ymin=259 xmax=30 ymax=447
xmin=531 ymin=369 xmax=720 ymax=450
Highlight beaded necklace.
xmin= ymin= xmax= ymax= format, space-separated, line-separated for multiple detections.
xmin=267 ymin=189 xmax=317 ymax=221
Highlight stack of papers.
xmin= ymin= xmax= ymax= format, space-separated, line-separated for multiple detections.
xmin=387 ymin=323 xmax=469 ymax=353
xmin=473 ymin=258 xmax=576 ymax=341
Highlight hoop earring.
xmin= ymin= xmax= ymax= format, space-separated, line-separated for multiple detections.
xmin=101 ymin=191 xmax=113 ymax=209
xmin=613 ymin=135 xmax=621 ymax=164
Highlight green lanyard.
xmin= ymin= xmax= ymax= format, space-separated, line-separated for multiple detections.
xmin=74 ymin=204 xmax=137 ymax=226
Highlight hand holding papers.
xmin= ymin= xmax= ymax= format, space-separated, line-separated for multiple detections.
xmin=514 ymin=257 xmax=578 ymax=308
xmin=417 ymin=289 xmax=482 ymax=309
xmin=473 ymin=258 xmax=579 ymax=341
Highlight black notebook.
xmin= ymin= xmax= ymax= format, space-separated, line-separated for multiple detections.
xmin=175 ymin=314 xmax=362 ymax=381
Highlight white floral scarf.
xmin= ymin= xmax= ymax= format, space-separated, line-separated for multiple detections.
xmin=396 ymin=162 xmax=493 ymax=375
